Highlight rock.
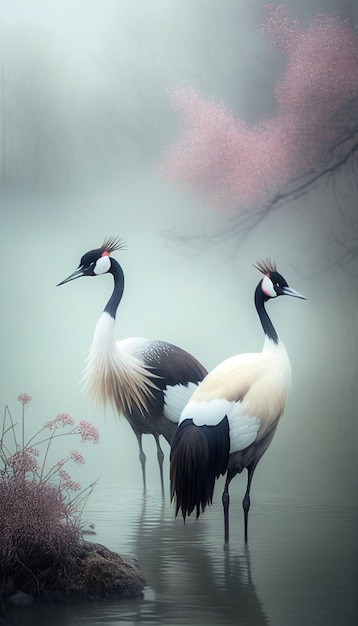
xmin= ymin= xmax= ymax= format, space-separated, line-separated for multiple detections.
xmin=2 ymin=540 xmax=146 ymax=605
xmin=69 ymin=541 xmax=146 ymax=600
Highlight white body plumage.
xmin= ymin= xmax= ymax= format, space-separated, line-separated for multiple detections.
xmin=180 ymin=337 xmax=291 ymax=455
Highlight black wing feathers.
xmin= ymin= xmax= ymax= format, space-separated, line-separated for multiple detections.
xmin=170 ymin=417 xmax=230 ymax=519
xmin=140 ymin=340 xmax=207 ymax=388
xmin=126 ymin=340 xmax=207 ymax=437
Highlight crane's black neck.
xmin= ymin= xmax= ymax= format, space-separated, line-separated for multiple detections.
xmin=254 ymin=282 xmax=278 ymax=344
xmin=104 ymin=258 xmax=124 ymax=319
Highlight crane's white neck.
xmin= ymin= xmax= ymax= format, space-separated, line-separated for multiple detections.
xmin=263 ymin=336 xmax=292 ymax=390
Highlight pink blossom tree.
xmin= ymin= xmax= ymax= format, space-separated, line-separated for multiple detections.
xmin=160 ymin=5 xmax=358 ymax=242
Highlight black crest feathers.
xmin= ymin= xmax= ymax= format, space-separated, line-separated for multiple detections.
xmin=100 ymin=237 xmax=126 ymax=255
xmin=254 ymin=259 xmax=277 ymax=275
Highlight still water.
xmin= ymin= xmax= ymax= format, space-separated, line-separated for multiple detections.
xmin=5 ymin=484 xmax=357 ymax=626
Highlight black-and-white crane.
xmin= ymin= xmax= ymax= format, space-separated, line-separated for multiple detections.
xmin=170 ymin=260 xmax=306 ymax=543
xmin=58 ymin=237 xmax=207 ymax=492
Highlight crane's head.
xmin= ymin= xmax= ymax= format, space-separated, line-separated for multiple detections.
xmin=254 ymin=259 xmax=307 ymax=300
xmin=57 ymin=237 xmax=125 ymax=285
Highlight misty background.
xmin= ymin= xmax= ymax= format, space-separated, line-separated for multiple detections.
xmin=0 ymin=0 xmax=357 ymax=512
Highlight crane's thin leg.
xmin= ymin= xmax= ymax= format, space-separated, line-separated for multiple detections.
xmin=222 ymin=469 xmax=235 ymax=545
xmin=153 ymin=434 xmax=165 ymax=494
xmin=135 ymin=433 xmax=147 ymax=493
xmin=243 ymin=463 xmax=257 ymax=544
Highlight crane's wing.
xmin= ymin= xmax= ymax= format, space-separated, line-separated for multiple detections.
xmin=119 ymin=337 xmax=207 ymax=423
xmin=180 ymin=350 xmax=290 ymax=453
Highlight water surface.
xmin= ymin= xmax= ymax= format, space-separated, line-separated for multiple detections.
xmin=5 ymin=485 xmax=357 ymax=625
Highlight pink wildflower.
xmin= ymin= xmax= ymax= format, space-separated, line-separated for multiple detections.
xmin=69 ymin=449 xmax=86 ymax=465
xmin=17 ymin=393 xmax=32 ymax=405
xmin=59 ymin=469 xmax=81 ymax=491
xmin=75 ymin=420 xmax=99 ymax=444
xmin=44 ymin=413 xmax=75 ymax=429
xmin=27 ymin=447 xmax=40 ymax=457
xmin=8 ymin=448 xmax=39 ymax=475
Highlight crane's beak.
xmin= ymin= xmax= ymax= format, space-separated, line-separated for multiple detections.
xmin=57 ymin=265 xmax=84 ymax=286
xmin=282 ymin=286 xmax=307 ymax=300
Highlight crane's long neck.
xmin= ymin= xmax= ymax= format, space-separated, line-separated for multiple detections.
xmin=254 ymin=284 xmax=278 ymax=344
xmin=85 ymin=257 xmax=157 ymax=414
xmin=104 ymin=259 xmax=124 ymax=319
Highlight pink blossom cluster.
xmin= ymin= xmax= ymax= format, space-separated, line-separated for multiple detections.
xmin=59 ymin=469 xmax=81 ymax=491
xmin=17 ymin=393 xmax=32 ymax=405
xmin=75 ymin=420 xmax=100 ymax=444
xmin=69 ymin=449 xmax=86 ymax=464
xmin=263 ymin=5 xmax=358 ymax=175
xmin=160 ymin=7 xmax=358 ymax=212
xmin=44 ymin=412 xmax=75 ymax=429
xmin=7 ymin=448 xmax=39 ymax=477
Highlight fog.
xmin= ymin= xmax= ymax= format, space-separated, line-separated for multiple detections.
xmin=0 ymin=0 xmax=357 ymax=511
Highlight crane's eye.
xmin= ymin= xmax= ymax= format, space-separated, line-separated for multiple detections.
xmin=276 ymin=282 xmax=280 ymax=287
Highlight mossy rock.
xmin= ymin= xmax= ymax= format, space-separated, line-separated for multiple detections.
xmin=67 ymin=541 xmax=146 ymax=600
xmin=3 ymin=541 xmax=146 ymax=604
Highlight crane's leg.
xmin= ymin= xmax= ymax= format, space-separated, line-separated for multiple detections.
xmin=243 ymin=462 xmax=257 ymax=544
xmin=153 ymin=433 xmax=165 ymax=494
xmin=222 ymin=469 xmax=235 ymax=545
xmin=135 ymin=433 xmax=147 ymax=493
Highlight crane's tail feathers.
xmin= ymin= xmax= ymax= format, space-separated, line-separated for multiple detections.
xmin=170 ymin=418 xmax=229 ymax=520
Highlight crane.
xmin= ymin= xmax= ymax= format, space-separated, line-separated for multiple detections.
xmin=58 ymin=237 xmax=207 ymax=492
xmin=170 ymin=259 xmax=306 ymax=543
